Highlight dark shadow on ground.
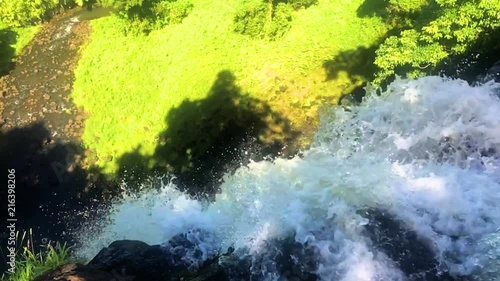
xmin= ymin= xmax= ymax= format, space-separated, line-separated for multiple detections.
xmin=323 ymin=45 xmax=378 ymax=82
xmin=356 ymin=0 xmax=435 ymax=28
xmin=322 ymin=45 xmax=380 ymax=104
xmin=356 ymin=0 xmax=389 ymax=18
xmin=0 ymin=122 xmax=119 ymax=272
xmin=117 ymin=70 xmax=298 ymax=199
xmin=0 ymin=28 xmax=17 ymax=76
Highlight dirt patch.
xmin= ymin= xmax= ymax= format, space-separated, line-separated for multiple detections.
xmin=0 ymin=8 xmax=119 ymax=266
xmin=0 ymin=9 xmax=90 ymax=142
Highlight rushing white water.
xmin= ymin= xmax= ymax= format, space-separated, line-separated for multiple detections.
xmin=76 ymin=76 xmax=500 ymax=280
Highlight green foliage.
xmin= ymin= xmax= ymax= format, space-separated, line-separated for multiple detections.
xmin=155 ymin=0 xmax=194 ymax=25
xmin=0 ymin=0 xmax=75 ymax=28
xmin=373 ymin=0 xmax=500 ymax=85
xmin=104 ymin=0 xmax=193 ymax=34
xmin=0 ymin=25 xmax=40 ymax=75
xmin=387 ymin=0 xmax=429 ymax=14
xmin=234 ymin=0 xmax=268 ymax=38
xmin=234 ymin=0 xmax=294 ymax=40
xmin=73 ymin=0 xmax=388 ymax=175
xmin=269 ymin=2 xmax=293 ymax=38
xmin=285 ymin=0 xmax=318 ymax=10
xmin=233 ymin=0 xmax=319 ymax=40
xmin=1 ymin=231 xmax=72 ymax=281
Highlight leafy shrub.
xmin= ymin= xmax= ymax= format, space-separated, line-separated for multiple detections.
xmin=234 ymin=0 xmax=294 ymax=40
xmin=284 ymin=0 xmax=317 ymax=10
xmin=373 ymin=0 xmax=500 ymax=85
xmin=155 ymin=0 xmax=193 ymax=26
xmin=107 ymin=0 xmax=193 ymax=35
xmin=386 ymin=0 xmax=429 ymax=15
xmin=234 ymin=1 xmax=269 ymax=38
xmin=0 ymin=0 xmax=74 ymax=27
xmin=269 ymin=2 xmax=293 ymax=38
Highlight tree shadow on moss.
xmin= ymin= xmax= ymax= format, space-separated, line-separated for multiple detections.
xmin=356 ymin=0 xmax=389 ymax=18
xmin=117 ymin=70 xmax=298 ymax=199
xmin=0 ymin=122 xmax=118 ymax=271
xmin=157 ymin=70 xmax=298 ymax=198
xmin=322 ymin=45 xmax=380 ymax=104
xmin=0 ymin=28 xmax=17 ymax=76
xmin=356 ymin=0 xmax=435 ymax=28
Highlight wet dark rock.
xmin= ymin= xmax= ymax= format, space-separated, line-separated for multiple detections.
xmin=485 ymin=61 xmax=500 ymax=83
xmin=360 ymin=209 xmax=463 ymax=281
xmin=73 ymin=228 xmax=322 ymax=281
xmin=87 ymin=239 xmax=226 ymax=281
xmin=88 ymin=240 xmax=150 ymax=270
xmin=232 ymin=234 xmax=318 ymax=281
xmin=33 ymin=263 xmax=114 ymax=281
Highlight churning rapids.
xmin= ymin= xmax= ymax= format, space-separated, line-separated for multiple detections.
xmin=75 ymin=76 xmax=500 ymax=281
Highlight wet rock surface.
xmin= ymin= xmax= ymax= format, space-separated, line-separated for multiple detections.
xmin=360 ymin=209 xmax=467 ymax=281
xmin=35 ymin=220 xmax=474 ymax=281
xmin=485 ymin=60 xmax=500 ymax=83
xmin=39 ymin=232 xmax=318 ymax=281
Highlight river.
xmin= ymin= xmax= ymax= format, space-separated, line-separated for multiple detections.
xmin=74 ymin=76 xmax=500 ymax=280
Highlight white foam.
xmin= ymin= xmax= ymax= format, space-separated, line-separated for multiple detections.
xmin=76 ymin=76 xmax=500 ymax=280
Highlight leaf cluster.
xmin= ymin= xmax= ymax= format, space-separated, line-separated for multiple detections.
xmin=234 ymin=0 xmax=317 ymax=40
xmin=373 ymin=0 xmax=500 ymax=85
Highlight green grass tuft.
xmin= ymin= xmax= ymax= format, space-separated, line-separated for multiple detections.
xmin=1 ymin=230 xmax=73 ymax=281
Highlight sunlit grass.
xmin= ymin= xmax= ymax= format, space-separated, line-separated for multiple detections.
xmin=11 ymin=26 xmax=40 ymax=55
xmin=1 ymin=230 xmax=72 ymax=281
xmin=0 ymin=25 xmax=40 ymax=74
xmin=73 ymin=0 xmax=389 ymax=175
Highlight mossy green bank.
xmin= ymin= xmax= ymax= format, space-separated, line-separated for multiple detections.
xmin=72 ymin=0 xmax=389 ymax=175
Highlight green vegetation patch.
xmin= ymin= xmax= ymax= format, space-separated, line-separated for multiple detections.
xmin=1 ymin=232 xmax=72 ymax=281
xmin=0 ymin=0 xmax=74 ymax=28
xmin=0 ymin=25 xmax=40 ymax=75
xmin=73 ymin=0 xmax=389 ymax=176
xmin=233 ymin=0 xmax=319 ymax=40
xmin=371 ymin=0 xmax=500 ymax=85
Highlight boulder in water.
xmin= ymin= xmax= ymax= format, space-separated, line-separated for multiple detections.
xmin=360 ymin=209 xmax=464 ymax=281
xmin=86 ymin=237 xmax=226 ymax=281
xmin=484 ymin=61 xmax=500 ymax=83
